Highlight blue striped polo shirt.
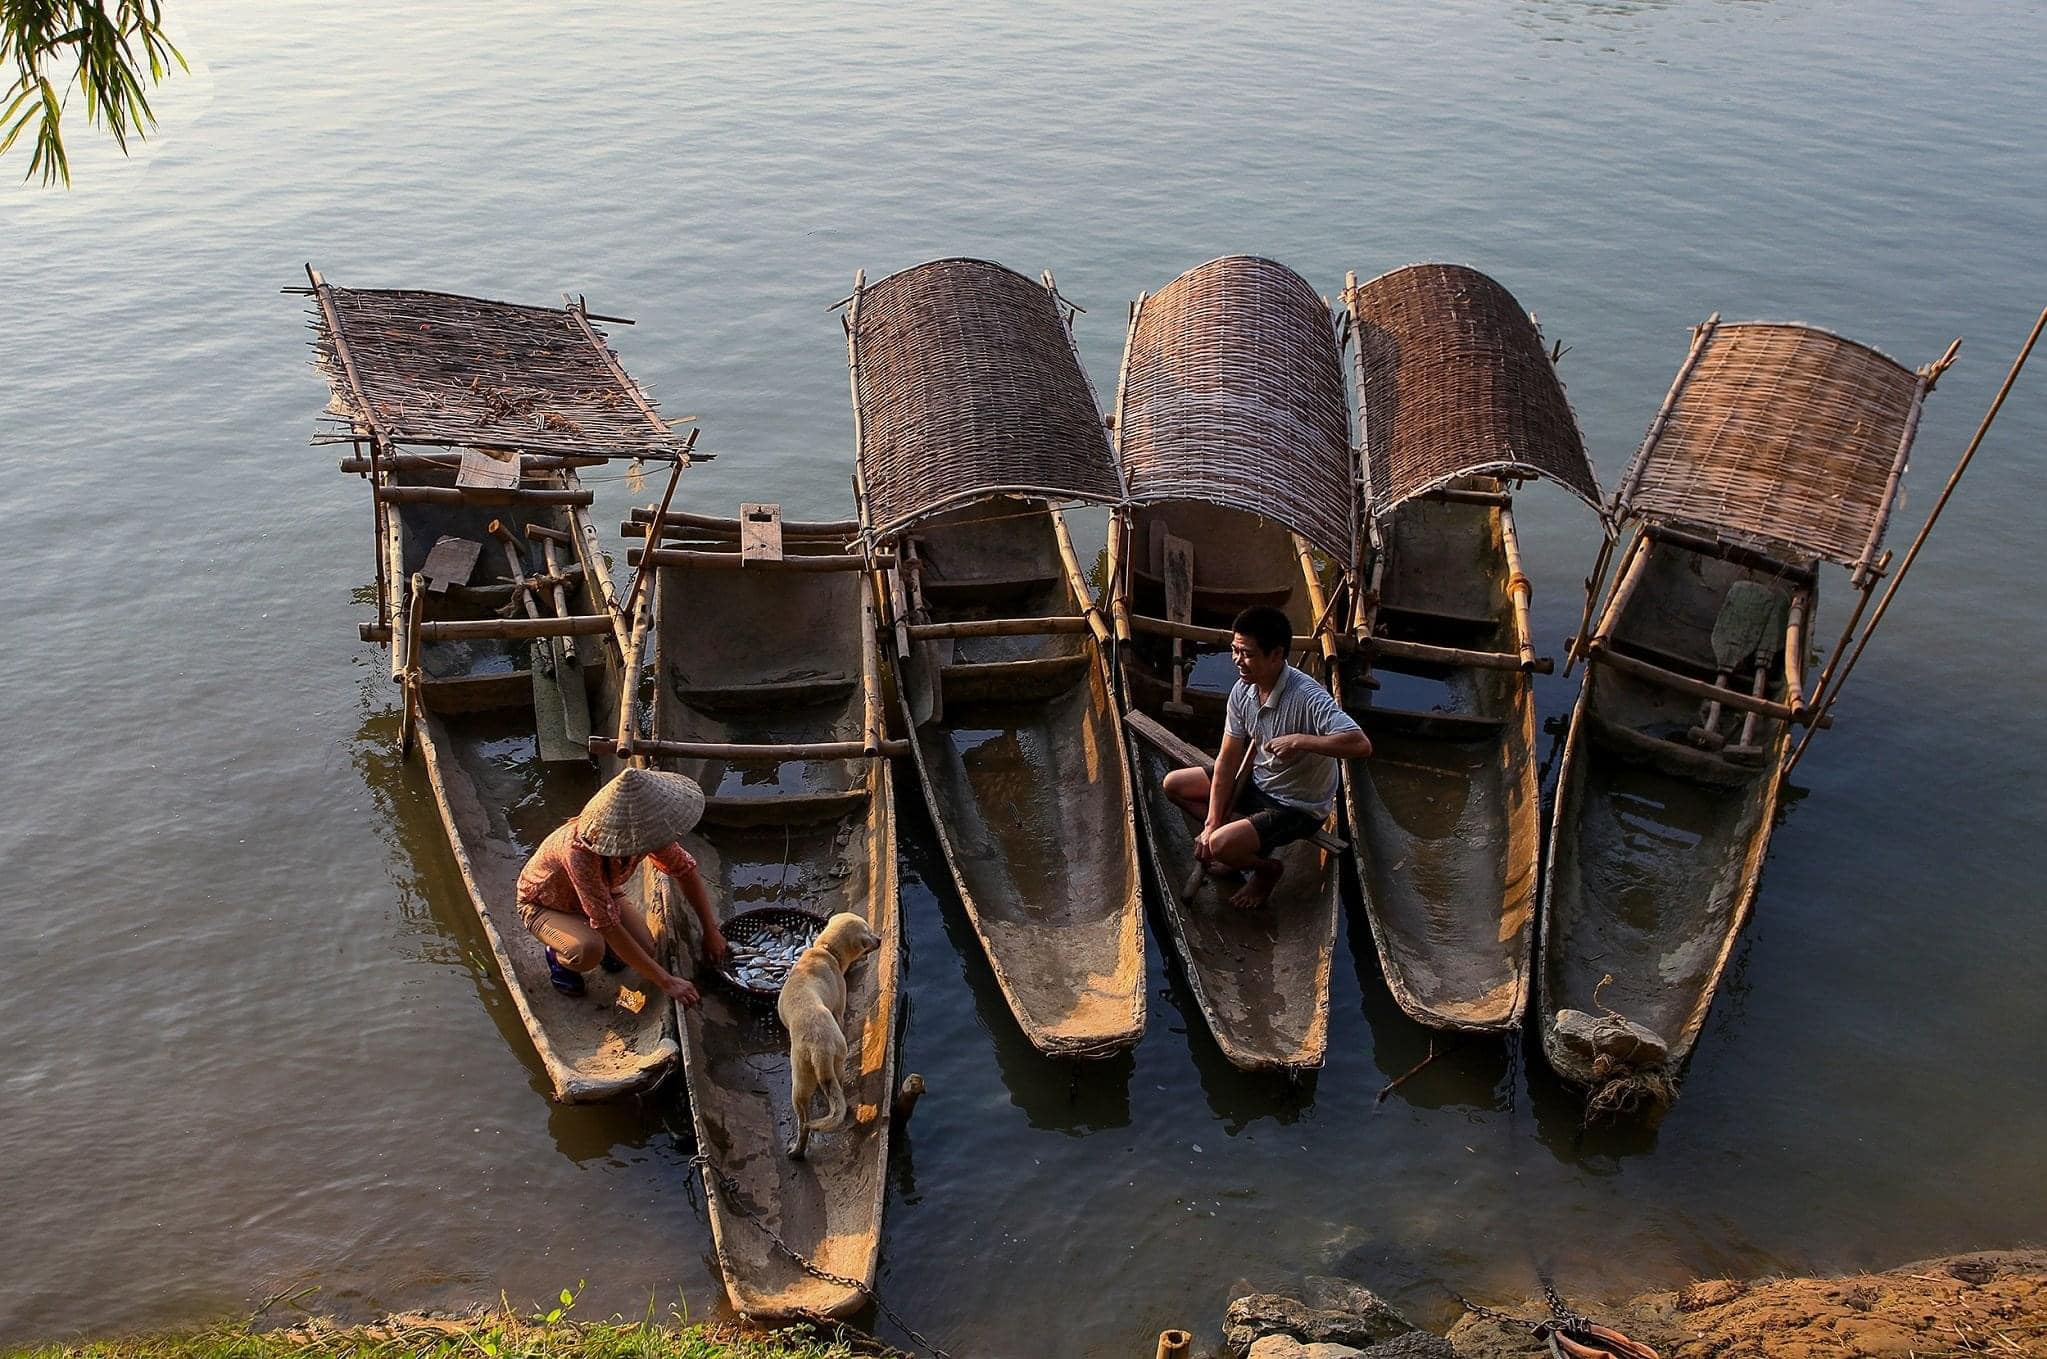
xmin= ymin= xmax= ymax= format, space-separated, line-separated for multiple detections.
xmin=1224 ymin=663 xmax=1361 ymax=814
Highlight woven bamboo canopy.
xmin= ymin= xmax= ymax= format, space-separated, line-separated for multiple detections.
xmin=305 ymin=280 xmax=689 ymax=460
xmin=850 ymin=258 xmax=1124 ymax=538
xmin=1347 ymin=263 xmax=1600 ymax=517
xmin=1617 ymin=319 xmax=1932 ymax=569
xmin=1116 ymin=256 xmax=1354 ymax=563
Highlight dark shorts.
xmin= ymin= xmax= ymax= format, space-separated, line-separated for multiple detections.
xmin=1240 ymin=784 xmax=1323 ymax=854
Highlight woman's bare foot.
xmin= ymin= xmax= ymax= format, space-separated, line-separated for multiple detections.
xmin=1230 ymin=859 xmax=1284 ymax=909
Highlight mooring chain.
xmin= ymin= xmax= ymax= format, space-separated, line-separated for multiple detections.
xmin=687 ymin=1154 xmax=951 ymax=1359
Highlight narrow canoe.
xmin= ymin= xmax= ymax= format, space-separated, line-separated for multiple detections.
xmin=1336 ymin=484 xmax=1539 ymax=1032
xmin=1115 ymin=500 xmax=1340 ymax=1073
xmin=1541 ymin=533 xmax=1805 ymax=1105
xmin=639 ymin=513 xmax=900 ymax=1320
xmin=384 ymin=480 xmax=679 ymax=1102
xmin=888 ymin=497 xmax=1145 ymax=1057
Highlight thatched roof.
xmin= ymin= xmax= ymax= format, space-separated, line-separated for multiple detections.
xmin=306 ymin=279 xmax=688 ymax=459
xmin=1617 ymin=320 xmax=1929 ymax=567
xmin=850 ymin=258 xmax=1123 ymax=537
xmin=1346 ymin=263 xmax=1599 ymax=516
xmin=1116 ymin=256 xmax=1355 ymax=562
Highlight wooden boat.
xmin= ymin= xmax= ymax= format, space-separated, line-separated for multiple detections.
xmin=1544 ymin=317 xmax=1952 ymax=1117
xmin=304 ymin=272 xmax=692 ymax=1102
xmin=1335 ymin=264 xmax=1604 ymax=1033
xmin=622 ymin=502 xmax=902 ymax=1319
xmin=1107 ymin=256 xmax=1359 ymax=1072
xmin=846 ymin=259 xmax=1145 ymax=1058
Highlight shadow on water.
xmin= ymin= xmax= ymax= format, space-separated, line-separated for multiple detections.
xmin=348 ymin=685 xmax=671 ymax=1165
xmin=892 ymin=771 xmax=1136 ymax=1133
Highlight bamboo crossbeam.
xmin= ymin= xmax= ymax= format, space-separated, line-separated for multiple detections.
xmin=906 ymin=616 xmax=1091 ymax=641
xmin=339 ymin=452 xmax=605 ymax=475
xmin=1643 ymin=522 xmax=1818 ymax=585
xmin=1425 ymin=486 xmax=1512 ymax=507
xmin=1365 ymin=633 xmax=1549 ymax=674
xmin=360 ymin=614 xmax=615 ymax=643
xmin=590 ymin=735 xmax=907 ymax=761
xmin=376 ymin=485 xmax=593 ymax=508
xmin=625 ymin=507 xmax=859 ymax=539
xmin=628 ymin=546 xmax=869 ymax=573
xmin=1129 ymin=611 xmax=1338 ymax=658
xmin=565 ymin=301 xmax=682 ymax=444
xmin=1587 ymin=641 xmax=1813 ymax=724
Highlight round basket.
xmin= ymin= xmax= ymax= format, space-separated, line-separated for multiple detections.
xmin=708 ymin=905 xmax=827 ymax=1007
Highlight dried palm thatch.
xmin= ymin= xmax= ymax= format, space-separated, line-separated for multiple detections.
xmin=1617 ymin=320 xmax=1931 ymax=569
xmin=1347 ymin=262 xmax=1600 ymax=516
xmin=306 ymin=283 xmax=689 ymax=459
xmin=1117 ymin=255 xmax=1355 ymax=563
xmin=850 ymin=258 xmax=1124 ymax=537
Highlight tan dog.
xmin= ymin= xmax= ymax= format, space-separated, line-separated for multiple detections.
xmin=779 ymin=911 xmax=881 ymax=1159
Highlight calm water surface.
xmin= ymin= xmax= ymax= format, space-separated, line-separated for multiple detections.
xmin=4 ymin=2 xmax=2045 ymax=1353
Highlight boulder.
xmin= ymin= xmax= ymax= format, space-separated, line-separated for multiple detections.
xmin=1223 ymin=1289 xmax=1413 ymax=1358
xmin=1247 ymin=1339 xmax=1366 ymax=1359
xmin=1355 ymin=1334 xmax=1456 ymax=1359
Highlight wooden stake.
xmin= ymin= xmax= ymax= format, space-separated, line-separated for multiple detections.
xmin=398 ymin=573 xmax=427 ymax=756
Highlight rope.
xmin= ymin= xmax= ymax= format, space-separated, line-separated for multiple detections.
xmin=687 ymin=1154 xmax=950 ymax=1359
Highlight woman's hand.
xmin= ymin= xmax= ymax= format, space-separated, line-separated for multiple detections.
xmin=701 ymin=928 xmax=730 ymax=964
xmin=658 ymin=973 xmax=702 ymax=1007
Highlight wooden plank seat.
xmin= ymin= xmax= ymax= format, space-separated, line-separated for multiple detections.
xmin=674 ymin=672 xmax=858 ymax=712
xmin=1375 ymin=600 xmax=1501 ymax=640
xmin=937 ymin=652 xmax=1091 ymax=704
xmin=418 ymin=670 xmax=532 ymax=714
xmin=1349 ymin=704 xmax=1507 ymax=740
xmin=918 ymin=570 xmax=1062 ymax=605
xmin=699 ymin=789 xmax=872 ymax=829
xmin=1585 ymin=710 xmax=1759 ymax=788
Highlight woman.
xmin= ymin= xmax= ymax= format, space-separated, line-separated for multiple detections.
xmin=516 ymin=766 xmax=729 ymax=1002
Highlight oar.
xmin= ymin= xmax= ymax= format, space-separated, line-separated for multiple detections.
xmin=1180 ymin=737 xmax=1257 ymax=903
xmin=1689 ymin=581 xmax=1778 ymax=751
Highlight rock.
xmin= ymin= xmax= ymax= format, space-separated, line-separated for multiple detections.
xmin=1223 ymin=1292 xmax=1413 ymax=1358
xmin=1553 ymin=1008 xmax=1668 ymax=1070
xmin=1948 ymin=1257 xmax=1999 ymax=1286
xmin=1248 ymin=1338 xmax=1366 ymax=1359
xmin=1355 ymin=1335 xmax=1455 ymax=1359
xmin=1676 ymin=1278 xmax=1746 ymax=1312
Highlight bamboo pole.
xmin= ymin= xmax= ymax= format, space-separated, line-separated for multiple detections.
xmin=1130 ymin=612 xmax=1336 ymax=658
xmin=1783 ymin=588 xmax=1810 ymax=716
xmin=398 ymin=572 xmax=427 ymax=756
xmin=489 ymin=519 xmax=541 ymax=622
xmin=1586 ymin=641 xmax=1812 ymax=724
xmin=308 ymin=266 xmax=391 ymax=631
xmin=1562 ymin=531 xmax=1615 ymax=679
xmin=376 ymin=484 xmax=594 ymax=508
xmin=1788 ymin=302 xmax=2047 ymax=776
xmin=361 ymin=614 xmax=617 ymax=644
xmin=1108 ymin=510 xmax=1132 ymax=645
xmin=907 ymin=616 xmax=1091 ymax=641
xmin=859 ymin=584 xmax=884 ymax=756
xmin=339 ymin=452 xmax=606 ymax=475
xmin=1367 ymin=633 xmax=1549 ymax=674
xmin=588 ymin=736 xmax=908 ymax=761
xmin=626 ymin=546 xmax=870 ymax=573
xmin=1616 ymin=312 xmax=1720 ymax=511
xmin=1049 ymin=508 xmax=1113 ymax=647
xmin=615 ymin=452 xmax=690 ymax=762
xmin=626 ymin=507 xmax=860 ymax=539
xmin=1497 ymin=502 xmax=1540 ymax=671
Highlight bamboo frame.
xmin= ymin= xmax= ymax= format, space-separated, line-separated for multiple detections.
xmin=627 ymin=546 xmax=869 ymax=573
xmin=1049 ymin=509 xmax=1112 ymax=646
xmin=1497 ymin=504 xmax=1539 ymax=671
xmin=906 ymin=616 xmax=1090 ymax=641
xmin=1585 ymin=641 xmax=1814 ymax=725
xmin=362 ymin=614 xmax=616 ymax=644
xmin=308 ymin=267 xmax=392 ymax=629
xmin=376 ymin=484 xmax=594 ymax=508
xmin=589 ymin=736 xmax=908 ymax=762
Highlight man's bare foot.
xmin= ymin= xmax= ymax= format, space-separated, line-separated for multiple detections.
xmin=1230 ymin=859 xmax=1284 ymax=909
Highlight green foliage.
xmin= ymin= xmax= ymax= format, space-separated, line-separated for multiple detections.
xmin=2 ymin=1304 xmax=868 ymax=1359
xmin=1 ymin=0 xmax=186 ymax=185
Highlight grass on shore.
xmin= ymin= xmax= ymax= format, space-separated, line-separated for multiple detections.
xmin=7 ymin=1306 xmax=876 ymax=1359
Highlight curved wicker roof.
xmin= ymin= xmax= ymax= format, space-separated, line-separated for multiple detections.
xmin=1347 ymin=263 xmax=1599 ymax=517
xmin=1116 ymin=256 xmax=1355 ymax=562
xmin=307 ymin=283 xmax=688 ymax=459
xmin=1617 ymin=320 xmax=1928 ymax=567
xmin=850 ymin=258 xmax=1123 ymax=536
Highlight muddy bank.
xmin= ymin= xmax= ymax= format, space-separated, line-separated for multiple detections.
xmin=1447 ymin=1250 xmax=2046 ymax=1358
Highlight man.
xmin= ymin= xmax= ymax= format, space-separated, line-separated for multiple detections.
xmin=1163 ymin=605 xmax=1371 ymax=909
xmin=516 ymin=766 xmax=729 ymax=1002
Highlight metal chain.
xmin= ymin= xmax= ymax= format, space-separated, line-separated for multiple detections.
xmin=688 ymin=1154 xmax=951 ymax=1359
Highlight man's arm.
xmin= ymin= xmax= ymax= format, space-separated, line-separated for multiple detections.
xmin=1207 ymin=731 xmax=1252 ymax=829
xmin=1267 ymin=729 xmax=1372 ymax=759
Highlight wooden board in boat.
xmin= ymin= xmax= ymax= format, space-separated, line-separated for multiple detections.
xmin=892 ymin=499 xmax=1145 ymax=1058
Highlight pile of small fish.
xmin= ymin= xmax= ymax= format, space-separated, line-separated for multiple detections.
xmin=720 ymin=914 xmax=822 ymax=995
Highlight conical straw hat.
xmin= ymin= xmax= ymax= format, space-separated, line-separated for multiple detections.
xmin=577 ymin=768 xmax=705 ymax=856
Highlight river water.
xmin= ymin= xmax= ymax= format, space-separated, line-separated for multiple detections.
xmin=4 ymin=2 xmax=2044 ymax=1353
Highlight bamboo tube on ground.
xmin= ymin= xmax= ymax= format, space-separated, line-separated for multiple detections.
xmin=1155 ymin=1330 xmax=1192 ymax=1359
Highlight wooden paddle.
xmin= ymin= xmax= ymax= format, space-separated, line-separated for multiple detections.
xmin=1181 ymin=736 xmax=1258 ymax=903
